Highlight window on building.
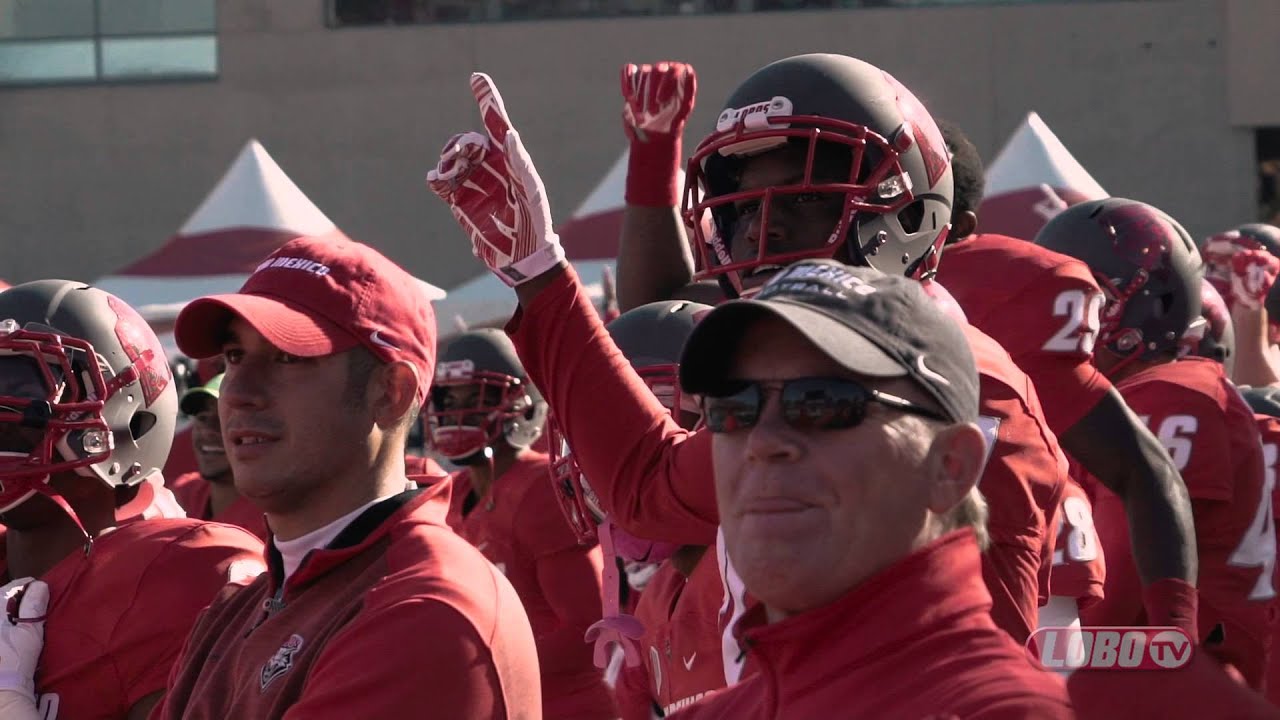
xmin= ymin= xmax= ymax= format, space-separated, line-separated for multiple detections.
xmin=1257 ymin=128 xmax=1280 ymax=226
xmin=326 ymin=0 xmax=1117 ymax=26
xmin=0 ymin=0 xmax=217 ymax=85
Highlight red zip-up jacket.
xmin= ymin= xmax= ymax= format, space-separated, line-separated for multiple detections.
xmin=447 ymin=453 xmax=615 ymax=720
xmin=507 ymin=265 xmax=1065 ymax=643
xmin=615 ymin=549 xmax=725 ymax=719
xmin=670 ymin=531 xmax=1071 ymax=719
xmin=154 ymin=481 xmax=542 ymax=719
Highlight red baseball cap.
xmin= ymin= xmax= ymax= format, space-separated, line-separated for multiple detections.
xmin=174 ymin=230 xmax=438 ymax=401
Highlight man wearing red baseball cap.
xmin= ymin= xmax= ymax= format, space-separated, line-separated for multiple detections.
xmin=154 ymin=231 xmax=542 ymax=719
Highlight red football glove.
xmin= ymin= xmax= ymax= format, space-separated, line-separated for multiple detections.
xmin=1143 ymin=577 xmax=1199 ymax=640
xmin=1229 ymin=248 xmax=1280 ymax=311
xmin=427 ymin=73 xmax=565 ymax=287
xmin=621 ymin=61 xmax=696 ymax=207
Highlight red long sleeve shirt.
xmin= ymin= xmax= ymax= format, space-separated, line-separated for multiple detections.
xmin=447 ymin=452 xmax=615 ymax=720
xmin=615 ymin=549 xmax=725 ymax=719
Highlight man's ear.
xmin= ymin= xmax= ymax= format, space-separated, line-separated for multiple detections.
xmin=947 ymin=210 xmax=978 ymax=244
xmin=372 ymin=361 xmax=421 ymax=430
xmin=923 ymin=422 xmax=986 ymax=513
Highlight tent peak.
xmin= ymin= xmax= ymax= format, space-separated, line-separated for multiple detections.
xmin=179 ymin=139 xmax=335 ymax=237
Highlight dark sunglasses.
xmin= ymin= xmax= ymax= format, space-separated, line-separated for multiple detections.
xmin=702 ymin=377 xmax=950 ymax=433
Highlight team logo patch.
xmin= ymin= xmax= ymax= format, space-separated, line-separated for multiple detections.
xmin=882 ymin=71 xmax=948 ymax=190
xmin=107 ymin=295 xmax=171 ymax=407
xmin=260 ymin=634 xmax=305 ymax=691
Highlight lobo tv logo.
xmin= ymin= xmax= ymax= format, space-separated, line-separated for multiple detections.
xmin=1027 ymin=627 xmax=1193 ymax=670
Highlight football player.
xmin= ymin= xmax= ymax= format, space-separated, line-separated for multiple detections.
xmin=1204 ymin=224 xmax=1280 ymax=387
xmin=549 ymin=300 xmax=727 ymax=719
xmin=1036 ymin=199 xmax=1274 ymax=688
xmin=0 ymin=280 xmax=265 ymax=720
xmin=428 ymin=329 xmax=615 ymax=720
xmin=612 ymin=58 xmax=1199 ymax=636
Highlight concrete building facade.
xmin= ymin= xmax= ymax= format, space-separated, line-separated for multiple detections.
xmin=2 ymin=0 xmax=1278 ymax=289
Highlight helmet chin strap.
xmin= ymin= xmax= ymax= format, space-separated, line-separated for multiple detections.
xmin=455 ymin=443 xmax=494 ymax=466
xmin=1100 ymin=341 xmax=1148 ymax=381
xmin=7 ymin=479 xmax=95 ymax=554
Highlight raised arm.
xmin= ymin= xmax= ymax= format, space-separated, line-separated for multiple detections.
xmin=427 ymin=72 xmax=719 ymax=545
xmin=616 ymin=62 xmax=698 ymax=311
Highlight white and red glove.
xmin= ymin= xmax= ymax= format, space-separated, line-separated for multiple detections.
xmin=0 ymin=578 xmax=48 ymax=720
xmin=427 ymin=73 xmax=565 ymax=287
xmin=1229 ymin=248 xmax=1280 ymax=311
xmin=621 ymin=61 xmax=696 ymax=208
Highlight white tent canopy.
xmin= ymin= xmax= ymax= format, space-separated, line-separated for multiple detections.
xmin=978 ymin=112 xmax=1108 ymax=240
xmin=96 ymin=139 xmax=444 ymax=325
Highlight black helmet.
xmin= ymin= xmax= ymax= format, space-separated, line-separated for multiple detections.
xmin=550 ymin=301 xmax=711 ymax=543
xmin=0 ymin=280 xmax=177 ymax=512
xmin=425 ymin=328 xmax=546 ymax=461
xmin=1034 ymin=198 xmax=1202 ymax=366
xmin=1242 ymin=385 xmax=1280 ymax=419
xmin=683 ymin=53 xmax=953 ymax=298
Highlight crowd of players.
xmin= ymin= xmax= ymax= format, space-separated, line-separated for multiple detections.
xmin=2 ymin=51 xmax=1280 ymax=718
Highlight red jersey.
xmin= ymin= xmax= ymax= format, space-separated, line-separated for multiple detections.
xmin=1070 ymin=651 xmax=1280 ymax=720
xmin=615 ymin=549 xmax=725 ymax=719
xmin=939 ymin=234 xmax=1114 ymax=433
xmin=169 ymin=471 xmax=269 ymax=541
xmin=669 ymin=532 xmax=1071 ymax=719
xmin=447 ymin=452 xmax=615 ymax=720
xmin=1255 ymin=414 xmax=1280 ymax=705
xmin=962 ymin=323 xmax=1069 ymax=640
xmin=1083 ymin=358 xmax=1274 ymax=687
xmin=1049 ymin=477 xmax=1107 ymax=608
xmin=507 ymin=265 xmax=1065 ymax=644
xmin=0 ymin=519 xmax=264 ymax=720
xmin=155 ymin=484 xmax=542 ymax=719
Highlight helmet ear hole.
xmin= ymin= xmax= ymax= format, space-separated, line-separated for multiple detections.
xmin=129 ymin=411 xmax=158 ymax=441
xmin=897 ymin=200 xmax=926 ymax=234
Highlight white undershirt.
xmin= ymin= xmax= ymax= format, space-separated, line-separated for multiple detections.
xmin=273 ymin=492 xmax=402 ymax=581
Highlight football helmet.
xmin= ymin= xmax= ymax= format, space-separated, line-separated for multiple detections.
xmin=1204 ymin=223 xmax=1280 ymax=345
xmin=550 ymin=301 xmax=710 ymax=543
xmin=0 ymin=280 xmax=177 ymax=514
xmin=1242 ymin=385 xmax=1280 ymax=419
xmin=683 ymin=53 xmax=954 ymax=297
xmin=424 ymin=328 xmax=547 ymax=461
xmin=1034 ymin=198 xmax=1202 ymax=371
